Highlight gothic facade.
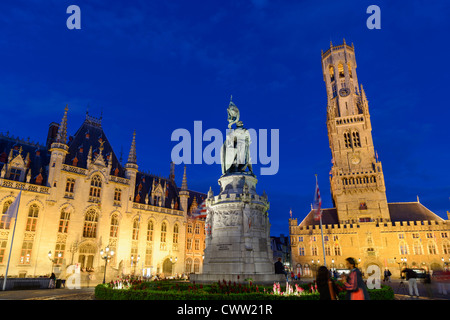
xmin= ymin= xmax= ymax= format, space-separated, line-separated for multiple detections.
xmin=290 ymin=41 xmax=450 ymax=278
xmin=0 ymin=107 xmax=206 ymax=281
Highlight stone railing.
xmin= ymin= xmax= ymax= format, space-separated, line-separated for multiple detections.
xmin=0 ymin=179 xmax=50 ymax=194
xmin=62 ymin=164 xmax=87 ymax=176
xmin=132 ymin=202 xmax=183 ymax=216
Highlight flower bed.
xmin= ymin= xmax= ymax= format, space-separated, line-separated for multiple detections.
xmin=94 ymin=277 xmax=394 ymax=300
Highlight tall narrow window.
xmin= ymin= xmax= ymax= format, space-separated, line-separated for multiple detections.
xmin=132 ymin=217 xmax=140 ymax=240
xmin=160 ymin=222 xmax=167 ymax=243
xmin=348 ymin=63 xmax=353 ymax=78
xmin=58 ymin=208 xmax=70 ymax=233
xmin=147 ymin=220 xmax=154 ymax=241
xmin=19 ymin=241 xmax=33 ymax=264
xmin=338 ymin=63 xmax=344 ymax=78
xmin=89 ymin=175 xmax=102 ymax=202
xmin=352 ymin=131 xmax=361 ymax=147
xmin=344 ymin=132 xmax=352 ymax=148
xmin=0 ymin=200 xmax=12 ymax=229
xmin=173 ymin=224 xmax=179 ymax=244
xmin=329 ymin=65 xmax=335 ymax=82
xmin=26 ymin=204 xmax=39 ymax=232
xmin=110 ymin=214 xmax=119 ymax=238
xmin=83 ymin=209 xmax=98 ymax=238
xmin=114 ymin=188 xmax=121 ymax=206
xmin=54 ymin=243 xmax=65 ymax=265
xmin=65 ymin=178 xmax=75 ymax=198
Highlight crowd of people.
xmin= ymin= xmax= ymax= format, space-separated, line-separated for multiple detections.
xmin=275 ymin=257 xmax=450 ymax=300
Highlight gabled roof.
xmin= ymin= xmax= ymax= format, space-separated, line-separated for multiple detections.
xmin=0 ymin=134 xmax=49 ymax=185
xmin=65 ymin=115 xmax=125 ymax=177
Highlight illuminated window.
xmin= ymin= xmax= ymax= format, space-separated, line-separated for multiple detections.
xmin=329 ymin=65 xmax=335 ymax=82
xmin=338 ymin=63 xmax=344 ymax=78
xmin=348 ymin=63 xmax=352 ymax=78
xmin=58 ymin=208 xmax=70 ymax=233
xmin=26 ymin=204 xmax=39 ymax=232
xmin=147 ymin=220 xmax=154 ymax=241
xmin=65 ymin=178 xmax=75 ymax=198
xmin=173 ymin=224 xmax=179 ymax=244
xmin=83 ymin=209 xmax=98 ymax=238
xmin=110 ymin=214 xmax=119 ymax=238
xmin=0 ymin=200 xmax=12 ymax=229
xmin=132 ymin=217 xmax=140 ymax=240
xmin=89 ymin=175 xmax=102 ymax=202
xmin=19 ymin=241 xmax=33 ymax=264
xmin=160 ymin=222 xmax=167 ymax=243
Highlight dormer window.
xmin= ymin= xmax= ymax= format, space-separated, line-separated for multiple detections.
xmin=9 ymin=168 xmax=22 ymax=181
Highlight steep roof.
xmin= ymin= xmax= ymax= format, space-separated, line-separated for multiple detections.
xmin=298 ymin=202 xmax=444 ymax=227
xmin=64 ymin=114 xmax=125 ymax=177
xmin=0 ymin=133 xmax=49 ymax=185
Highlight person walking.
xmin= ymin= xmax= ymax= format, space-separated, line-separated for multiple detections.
xmin=403 ymin=268 xmax=419 ymax=298
xmin=342 ymin=257 xmax=370 ymax=300
xmin=383 ymin=268 xmax=391 ymax=282
xmin=316 ymin=266 xmax=338 ymax=300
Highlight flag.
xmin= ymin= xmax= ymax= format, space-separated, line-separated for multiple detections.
xmin=191 ymin=200 xmax=207 ymax=219
xmin=2 ymin=190 xmax=21 ymax=222
xmin=313 ymin=176 xmax=322 ymax=221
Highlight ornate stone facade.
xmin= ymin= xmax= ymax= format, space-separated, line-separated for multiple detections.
xmin=0 ymin=109 xmax=206 ymax=282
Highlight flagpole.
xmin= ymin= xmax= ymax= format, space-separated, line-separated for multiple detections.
xmin=315 ymin=175 xmax=327 ymax=267
xmin=2 ymin=189 xmax=22 ymax=291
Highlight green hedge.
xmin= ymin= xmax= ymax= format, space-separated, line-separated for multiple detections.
xmin=94 ymin=282 xmax=394 ymax=300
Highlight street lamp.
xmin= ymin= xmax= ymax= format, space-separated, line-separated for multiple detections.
xmin=100 ymin=246 xmax=114 ymax=284
xmin=48 ymin=251 xmax=62 ymax=275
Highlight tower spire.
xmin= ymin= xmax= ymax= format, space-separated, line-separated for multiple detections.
xmin=127 ymin=131 xmax=137 ymax=164
xmin=56 ymin=104 xmax=68 ymax=144
xmin=181 ymin=165 xmax=188 ymax=191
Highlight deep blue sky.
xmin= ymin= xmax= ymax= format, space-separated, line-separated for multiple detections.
xmin=1 ymin=1 xmax=449 ymax=236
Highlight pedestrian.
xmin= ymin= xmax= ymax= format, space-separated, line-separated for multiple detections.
xmin=274 ymin=258 xmax=286 ymax=276
xmin=342 ymin=257 xmax=370 ymax=300
xmin=423 ymin=271 xmax=433 ymax=299
xmin=433 ymin=270 xmax=448 ymax=296
xmin=49 ymin=272 xmax=56 ymax=289
xmin=383 ymin=268 xmax=391 ymax=282
xmin=402 ymin=268 xmax=419 ymax=298
xmin=316 ymin=266 xmax=338 ymax=300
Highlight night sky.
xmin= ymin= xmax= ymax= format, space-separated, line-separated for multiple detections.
xmin=0 ymin=1 xmax=449 ymax=236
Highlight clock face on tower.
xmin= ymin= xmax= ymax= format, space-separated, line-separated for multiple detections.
xmin=339 ymin=88 xmax=350 ymax=97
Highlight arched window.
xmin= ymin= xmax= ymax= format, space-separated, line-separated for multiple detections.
xmin=173 ymin=224 xmax=179 ymax=244
xmin=110 ymin=214 xmax=119 ymax=238
xmin=185 ymin=258 xmax=193 ymax=273
xmin=147 ymin=220 xmax=154 ymax=241
xmin=132 ymin=217 xmax=140 ymax=240
xmin=26 ymin=204 xmax=39 ymax=232
xmin=413 ymin=241 xmax=423 ymax=255
xmin=0 ymin=200 xmax=12 ymax=229
xmin=399 ymin=241 xmax=408 ymax=255
xmin=65 ymin=178 xmax=75 ymax=198
xmin=161 ymin=222 xmax=167 ymax=243
xmin=344 ymin=132 xmax=352 ymax=148
xmin=329 ymin=65 xmax=335 ymax=82
xmin=195 ymin=224 xmax=200 ymax=235
xmin=89 ymin=175 xmax=102 ymax=202
xmin=194 ymin=258 xmax=200 ymax=273
xmin=338 ymin=63 xmax=344 ymax=78
xmin=352 ymin=131 xmax=361 ymax=147
xmin=83 ymin=209 xmax=98 ymax=238
xmin=348 ymin=63 xmax=352 ymax=78
xmin=427 ymin=242 xmax=437 ymax=255
xmin=58 ymin=208 xmax=71 ymax=233
xmin=442 ymin=241 xmax=450 ymax=255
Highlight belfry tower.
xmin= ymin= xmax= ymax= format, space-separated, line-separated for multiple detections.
xmin=321 ymin=40 xmax=390 ymax=223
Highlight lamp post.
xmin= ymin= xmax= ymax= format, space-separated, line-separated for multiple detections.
xmin=48 ymin=251 xmax=62 ymax=275
xmin=100 ymin=246 xmax=114 ymax=284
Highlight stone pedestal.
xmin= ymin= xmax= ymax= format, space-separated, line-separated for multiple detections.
xmin=191 ymin=172 xmax=282 ymax=284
